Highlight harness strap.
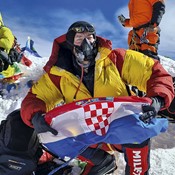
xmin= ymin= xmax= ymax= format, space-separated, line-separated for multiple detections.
xmin=129 ymin=29 xmax=139 ymax=51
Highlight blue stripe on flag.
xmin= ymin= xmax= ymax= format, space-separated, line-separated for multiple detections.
xmin=43 ymin=113 xmax=168 ymax=159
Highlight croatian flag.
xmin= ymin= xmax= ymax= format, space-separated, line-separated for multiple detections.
xmin=38 ymin=96 xmax=168 ymax=159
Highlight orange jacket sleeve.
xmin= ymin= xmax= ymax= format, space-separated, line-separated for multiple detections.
xmin=124 ymin=0 xmax=165 ymax=28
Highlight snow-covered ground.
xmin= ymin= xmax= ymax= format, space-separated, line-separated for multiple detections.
xmin=0 ymin=51 xmax=48 ymax=119
xmin=0 ymin=53 xmax=175 ymax=175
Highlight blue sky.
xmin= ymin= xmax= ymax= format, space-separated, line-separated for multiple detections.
xmin=0 ymin=0 xmax=175 ymax=59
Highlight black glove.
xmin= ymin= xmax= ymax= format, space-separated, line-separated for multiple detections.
xmin=0 ymin=50 xmax=11 ymax=71
xmin=118 ymin=14 xmax=126 ymax=26
xmin=139 ymin=96 xmax=165 ymax=123
xmin=32 ymin=112 xmax=58 ymax=135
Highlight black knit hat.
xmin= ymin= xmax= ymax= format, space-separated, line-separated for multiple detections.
xmin=66 ymin=21 xmax=96 ymax=47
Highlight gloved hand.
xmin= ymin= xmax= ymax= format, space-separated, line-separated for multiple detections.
xmin=32 ymin=112 xmax=58 ymax=135
xmin=118 ymin=14 xmax=126 ymax=26
xmin=139 ymin=96 xmax=165 ymax=123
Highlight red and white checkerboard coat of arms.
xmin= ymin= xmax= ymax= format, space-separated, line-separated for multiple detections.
xmin=84 ymin=101 xmax=114 ymax=136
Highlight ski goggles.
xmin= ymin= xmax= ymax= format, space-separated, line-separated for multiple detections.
xmin=68 ymin=25 xmax=95 ymax=33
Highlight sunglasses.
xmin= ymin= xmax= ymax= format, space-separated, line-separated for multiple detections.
xmin=68 ymin=25 xmax=95 ymax=33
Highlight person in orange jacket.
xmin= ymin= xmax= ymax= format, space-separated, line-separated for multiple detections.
xmin=118 ymin=0 xmax=165 ymax=60
xmin=20 ymin=21 xmax=174 ymax=175
xmin=118 ymin=1 xmax=175 ymax=122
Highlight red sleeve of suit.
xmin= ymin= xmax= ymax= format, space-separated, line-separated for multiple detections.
xmin=21 ymin=92 xmax=46 ymax=127
xmin=43 ymin=34 xmax=66 ymax=72
xmin=146 ymin=60 xmax=174 ymax=108
xmin=21 ymin=74 xmax=62 ymax=127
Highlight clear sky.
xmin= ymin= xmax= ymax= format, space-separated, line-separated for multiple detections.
xmin=0 ymin=0 xmax=175 ymax=59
